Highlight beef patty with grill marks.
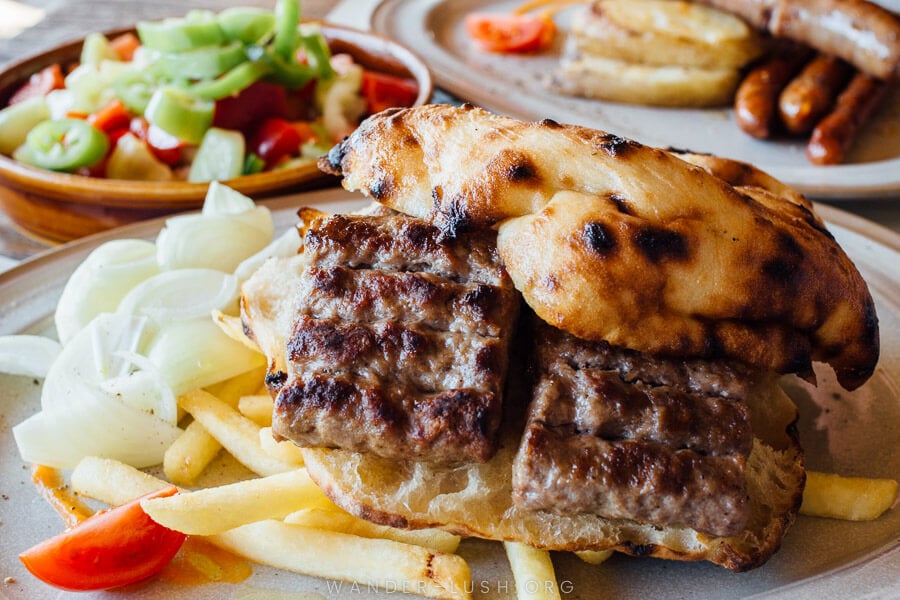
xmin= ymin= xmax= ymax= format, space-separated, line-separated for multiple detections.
xmin=512 ymin=319 xmax=756 ymax=537
xmin=269 ymin=212 xmax=521 ymax=465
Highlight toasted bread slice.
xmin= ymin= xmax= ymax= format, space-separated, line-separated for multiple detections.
xmin=554 ymin=51 xmax=741 ymax=107
xmin=573 ymin=0 xmax=765 ymax=69
xmin=301 ymin=373 xmax=804 ymax=572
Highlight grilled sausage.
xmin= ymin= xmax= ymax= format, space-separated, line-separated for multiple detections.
xmin=734 ymin=51 xmax=809 ymax=138
xmin=778 ymin=54 xmax=853 ymax=135
xmin=693 ymin=0 xmax=900 ymax=79
xmin=806 ymin=73 xmax=888 ymax=165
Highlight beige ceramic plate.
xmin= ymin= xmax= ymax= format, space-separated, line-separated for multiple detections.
xmin=371 ymin=0 xmax=900 ymax=200
xmin=0 ymin=190 xmax=897 ymax=599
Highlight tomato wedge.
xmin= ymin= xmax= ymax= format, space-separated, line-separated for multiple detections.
xmin=250 ymin=117 xmax=302 ymax=166
xmin=361 ymin=70 xmax=419 ymax=114
xmin=19 ymin=485 xmax=186 ymax=591
xmin=9 ymin=64 xmax=66 ymax=105
xmin=464 ymin=13 xmax=555 ymax=53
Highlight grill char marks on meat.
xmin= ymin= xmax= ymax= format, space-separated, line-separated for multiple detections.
xmin=273 ymin=212 xmax=520 ymax=465
xmin=512 ymin=320 xmax=754 ymax=537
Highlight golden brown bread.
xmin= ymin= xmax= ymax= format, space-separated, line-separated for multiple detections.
xmin=300 ymin=374 xmax=804 ymax=572
xmin=319 ymin=104 xmax=878 ymax=390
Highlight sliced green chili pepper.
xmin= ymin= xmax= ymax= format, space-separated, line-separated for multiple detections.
xmin=242 ymin=152 xmax=265 ymax=175
xmin=218 ymin=7 xmax=276 ymax=44
xmin=262 ymin=51 xmax=314 ymax=88
xmin=24 ymin=118 xmax=109 ymax=172
xmin=144 ymin=86 xmax=214 ymax=144
xmin=155 ymin=40 xmax=247 ymax=80
xmin=273 ymin=0 xmax=300 ymax=61
xmin=137 ymin=12 xmax=225 ymax=53
xmin=298 ymin=24 xmax=334 ymax=80
xmin=190 ymin=60 xmax=272 ymax=101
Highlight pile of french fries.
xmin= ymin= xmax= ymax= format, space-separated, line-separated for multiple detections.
xmin=34 ymin=313 xmax=897 ymax=600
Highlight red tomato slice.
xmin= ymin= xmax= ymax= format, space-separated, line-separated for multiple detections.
xmin=250 ymin=117 xmax=303 ymax=167
xmin=19 ymin=485 xmax=186 ymax=592
xmin=9 ymin=64 xmax=65 ymax=105
xmin=361 ymin=71 xmax=420 ymax=115
xmin=464 ymin=13 xmax=555 ymax=54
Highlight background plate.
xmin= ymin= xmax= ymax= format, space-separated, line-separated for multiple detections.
xmin=0 ymin=189 xmax=898 ymax=599
xmin=371 ymin=0 xmax=900 ymax=200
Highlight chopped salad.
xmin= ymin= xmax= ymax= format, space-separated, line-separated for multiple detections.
xmin=0 ymin=0 xmax=419 ymax=182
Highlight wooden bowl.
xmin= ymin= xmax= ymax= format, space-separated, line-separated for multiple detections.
xmin=0 ymin=23 xmax=432 ymax=243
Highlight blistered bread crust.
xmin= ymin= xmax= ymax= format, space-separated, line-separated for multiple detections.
xmin=319 ymin=104 xmax=878 ymax=390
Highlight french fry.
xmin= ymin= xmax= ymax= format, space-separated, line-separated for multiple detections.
xmin=239 ymin=394 xmax=274 ymax=426
xmin=504 ymin=542 xmax=561 ymax=600
xmin=574 ymin=550 xmax=614 ymax=565
xmin=204 ymin=364 xmax=267 ymax=407
xmin=801 ymin=471 xmax=898 ymax=521
xmin=163 ymin=420 xmax=222 ymax=486
xmin=285 ymin=507 xmax=461 ymax=554
xmin=141 ymin=469 xmax=324 ymax=535
xmin=178 ymin=389 xmax=295 ymax=476
xmin=210 ymin=520 xmax=472 ymax=600
xmin=71 ymin=456 xmax=169 ymax=505
xmin=211 ymin=309 xmax=262 ymax=353
xmin=259 ymin=426 xmax=305 ymax=466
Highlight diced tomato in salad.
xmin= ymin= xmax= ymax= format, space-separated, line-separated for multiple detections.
xmin=8 ymin=64 xmax=66 ymax=105
xmin=361 ymin=71 xmax=420 ymax=115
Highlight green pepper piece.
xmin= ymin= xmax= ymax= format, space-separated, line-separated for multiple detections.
xmin=137 ymin=12 xmax=225 ymax=53
xmin=145 ymin=86 xmax=214 ymax=144
xmin=261 ymin=50 xmax=314 ymax=88
xmin=24 ymin=118 xmax=109 ymax=172
xmin=273 ymin=0 xmax=300 ymax=61
xmin=218 ymin=7 xmax=276 ymax=44
xmin=298 ymin=25 xmax=334 ymax=80
xmin=190 ymin=61 xmax=272 ymax=101
xmin=156 ymin=40 xmax=248 ymax=80
xmin=113 ymin=70 xmax=158 ymax=115
xmin=242 ymin=152 xmax=266 ymax=175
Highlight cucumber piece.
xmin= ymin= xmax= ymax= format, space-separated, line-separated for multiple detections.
xmin=188 ymin=127 xmax=245 ymax=182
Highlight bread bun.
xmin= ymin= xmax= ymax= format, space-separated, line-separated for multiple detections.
xmin=301 ymin=374 xmax=804 ymax=572
xmin=320 ymin=104 xmax=879 ymax=390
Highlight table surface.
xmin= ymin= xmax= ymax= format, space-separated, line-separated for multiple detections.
xmin=0 ymin=0 xmax=898 ymax=267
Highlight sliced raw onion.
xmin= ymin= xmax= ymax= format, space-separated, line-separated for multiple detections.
xmin=147 ymin=317 xmax=265 ymax=396
xmin=54 ymin=239 xmax=160 ymax=345
xmin=202 ymin=180 xmax=255 ymax=216
xmin=41 ymin=313 xmax=150 ymax=412
xmin=13 ymin=382 xmax=182 ymax=469
xmin=155 ymin=206 xmax=274 ymax=272
xmin=117 ymin=268 xmax=239 ymax=322
xmin=0 ymin=335 xmax=62 ymax=378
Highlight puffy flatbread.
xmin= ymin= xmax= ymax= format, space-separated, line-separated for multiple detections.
xmin=319 ymin=104 xmax=878 ymax=389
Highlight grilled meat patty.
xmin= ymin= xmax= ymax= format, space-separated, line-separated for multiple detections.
xmin=513 ymin=319 xmax=755 ymax=537
xmin=270 ymin=212 xmax=520 ymax=465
